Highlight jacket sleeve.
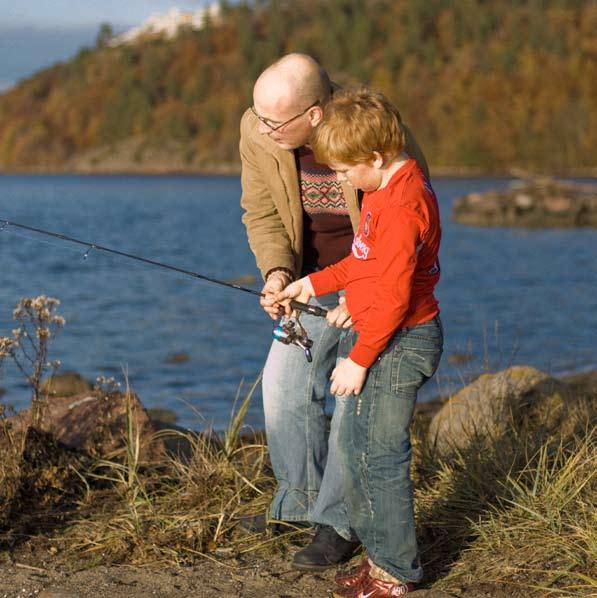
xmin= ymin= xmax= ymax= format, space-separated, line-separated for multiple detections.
xmin=239 ymin=112 xmax=296 ymax=280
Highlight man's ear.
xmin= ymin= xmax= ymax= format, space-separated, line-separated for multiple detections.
xmin=309 ymin=105 xmax=324 ymax=127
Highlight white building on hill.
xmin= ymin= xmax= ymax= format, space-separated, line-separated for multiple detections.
xmin=110 ymin=4 xmax=221 ymax=46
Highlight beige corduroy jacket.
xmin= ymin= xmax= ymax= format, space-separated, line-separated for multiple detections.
xmin=239 ymin=109 xmax=429 ymax=281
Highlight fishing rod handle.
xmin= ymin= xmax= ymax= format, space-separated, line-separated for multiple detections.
xmin=289 ymin=299 xmax=328 ymax=318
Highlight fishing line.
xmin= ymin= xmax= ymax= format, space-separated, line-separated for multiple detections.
xmin=0 ymin=218 xmax=327 ymax=319
xmin=1 ymin=225 xmax=200 ymax=284
xmin=0 ymin=226 xmax=78 ymax=254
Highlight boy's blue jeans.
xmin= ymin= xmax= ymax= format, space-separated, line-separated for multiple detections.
xmin=338 ymin=316 xmax=443 ymax=583
xmin=262 ymin=293 xmax=353 ymax=539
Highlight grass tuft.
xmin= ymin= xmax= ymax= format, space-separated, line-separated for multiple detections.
xmin=414 ymin=394 xmax=596 ymax=595
xmin=63 ymin=377 xmax=275 ymax=565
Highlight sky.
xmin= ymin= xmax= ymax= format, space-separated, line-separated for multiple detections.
xmin=0 ymin=1 xmax=215 ymax=89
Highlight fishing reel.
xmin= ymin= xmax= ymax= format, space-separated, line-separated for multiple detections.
xmin=273 ymin=314 xmax=313 ymax=362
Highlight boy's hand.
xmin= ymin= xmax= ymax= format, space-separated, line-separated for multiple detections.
xmin=326 ymin=296 xmax=352 ymax=328
xmin=260 ymin=271 xmax=291 ymax=319
xmin=274 ymin=276 xmax=315 ymax=316
xmin=330 ymin=357 xmax=367 ymax=396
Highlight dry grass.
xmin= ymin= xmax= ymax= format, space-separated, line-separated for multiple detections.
xmin=53 ymin=380 xmax=596 ymax=596
xmin=451 ymin=434 xmax=595 ymax=595
xmin=0 ymin=410 xmax=23 ymax=525
xmin=414 ymin=395 xmax=596 ymax=596
xmin=1 ymin=364 xmax=595 ymax=595
xmin=62 ymin=376 xmax=280 ymax=565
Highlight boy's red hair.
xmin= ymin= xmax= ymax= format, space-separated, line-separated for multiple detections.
xmin=312 ymin=88 xmax=406 ymax=165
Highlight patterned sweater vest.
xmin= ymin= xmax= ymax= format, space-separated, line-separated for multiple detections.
xmin=295 ymin=146 xmax=354 ymax=274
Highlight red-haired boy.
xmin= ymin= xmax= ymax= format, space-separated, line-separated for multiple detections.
xmin=277 ymin=88 xmax=443 ymax=597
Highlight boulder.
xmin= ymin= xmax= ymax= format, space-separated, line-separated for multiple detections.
xmin=452 ymin=178 xmax=597 ymax=227
xmin=0 ymin=426 xmax=88 ymax=529
xmin=6 ymin=390 xmax=165 ymax=460
xmin=40 ymin=371 xmax=93 ymax=397
xmin=428 ymin=366 xmax=572 ymax=456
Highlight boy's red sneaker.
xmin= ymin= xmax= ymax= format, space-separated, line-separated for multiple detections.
xmin=332 ymin=572 xmax=415 ymax=597
xmin=334 ymin=557 xmax=370 ymax=588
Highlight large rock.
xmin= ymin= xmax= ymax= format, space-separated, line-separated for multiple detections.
xmin=1 ymin=392 xmax=168 ymax=531
xmin=428 ymin=366 xmax=572 ymax=456
xmin=40 ymin=371 xmax=93 ymax=397
xmin=0 ymin=426 xmax=88 ymax=530
xmin=6 ymin=390 xmax=165 ymax=460
xmin=452 ymin=178 xmax=597 ymax=227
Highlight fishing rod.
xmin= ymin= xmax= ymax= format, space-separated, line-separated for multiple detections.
xmin=0 ymin=218 xmax=327 ymax=360
xmin=0 ymin=218 xmax=325 ymax=317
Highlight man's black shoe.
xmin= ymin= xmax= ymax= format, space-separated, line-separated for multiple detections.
xmin=292 ymin=525 xmax=360 ymax=571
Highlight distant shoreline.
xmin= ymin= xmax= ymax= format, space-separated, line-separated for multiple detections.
xmin=2 ymin=165 xmax=597 ymax=178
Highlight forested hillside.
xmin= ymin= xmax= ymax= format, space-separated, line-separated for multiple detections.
xmin=0 ymin=0 xmax=595 ymax=174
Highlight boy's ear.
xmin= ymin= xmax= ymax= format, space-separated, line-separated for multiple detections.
xmin=372 ymin=151 xmax=384 ymax=169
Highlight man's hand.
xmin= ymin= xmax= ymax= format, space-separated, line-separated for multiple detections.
xmin=274 ymin=276 xmax=315 ymax=316
xmin=260 ymin=271 xmax=292 ymax=319
xmin=326 ymin=296 xmax=352 ymax=328
xmin=330 ymin=357 xmax=367 ymax=396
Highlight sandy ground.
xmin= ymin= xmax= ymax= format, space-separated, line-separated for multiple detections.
xmin=0 ymin=556 xmax=502 ymax=598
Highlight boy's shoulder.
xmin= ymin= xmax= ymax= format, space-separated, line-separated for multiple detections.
xmin=384 ymin=160 xmax=434 ymax=209
xmin=373 ymin=162 xmax=438 ymax=233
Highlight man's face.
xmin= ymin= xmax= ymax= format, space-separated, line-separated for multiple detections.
xmin=252 ymin=97 xmax=319 ymax=150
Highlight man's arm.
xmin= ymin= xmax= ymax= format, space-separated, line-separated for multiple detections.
xmin=239 ymin=111 xmax=296 ymax=281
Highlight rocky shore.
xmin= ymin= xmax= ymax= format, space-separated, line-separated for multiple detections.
xmin=0 ymin=367 xmax=595 ymax=597
xmin=452 ymin=177 xmax=597 ymax=227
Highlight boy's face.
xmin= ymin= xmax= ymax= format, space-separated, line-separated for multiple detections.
xmin=329 ymin=160 xmax=381 ymax=193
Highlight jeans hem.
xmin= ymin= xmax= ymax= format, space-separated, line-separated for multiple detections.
xmin=271 ymin=515 xmax=311 ymax=523
xmin=269 ymin=504 xmax=311 ymax=523
xmin=310 ymin=516 xmax=353 ymax=541
xmin=369 ymin=558 xmax=423 ymax=585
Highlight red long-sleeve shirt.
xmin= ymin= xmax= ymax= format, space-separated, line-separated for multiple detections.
xmin=309 ymin=159 xmax=441 ymax=368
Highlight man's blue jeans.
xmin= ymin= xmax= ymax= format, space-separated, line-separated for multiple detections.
xmin=337 ymin=316 xmax=443 ymax=583
xmin=262 ymin=292 xmax=352 ymax=539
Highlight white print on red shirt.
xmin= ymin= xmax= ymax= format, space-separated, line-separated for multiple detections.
xmin=352 ymin=233 xmax=370 ymax=260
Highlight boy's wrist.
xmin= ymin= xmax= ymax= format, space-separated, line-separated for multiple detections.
xmin=348 ymin=344 xmax=377 ymax=369
xmin=346 ymin=357 xmax=367 ymax=371
xmin=301 ymin=275 xmax=315 ymax=296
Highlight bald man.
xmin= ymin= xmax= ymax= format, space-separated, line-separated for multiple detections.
xmin=239 ymin=54 xmax=429 ymax=571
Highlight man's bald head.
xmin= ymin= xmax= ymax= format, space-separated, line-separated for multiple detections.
xmin=253 ymin=53 xmax=331 ymax=114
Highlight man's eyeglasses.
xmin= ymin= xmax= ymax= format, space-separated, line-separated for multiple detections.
xmin=251 ymin=100 xmax=320 ymax=132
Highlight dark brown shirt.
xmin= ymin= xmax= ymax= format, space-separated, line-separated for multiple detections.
xmin=295 ymin=146 xmax=354 ymax=274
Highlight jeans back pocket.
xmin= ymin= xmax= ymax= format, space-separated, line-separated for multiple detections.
xmin=390 ymin=318 xmax=443 ymax=394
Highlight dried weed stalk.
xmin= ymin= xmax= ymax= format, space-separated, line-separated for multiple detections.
xmin=0 ymin=295 xmax=65 ymax=427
